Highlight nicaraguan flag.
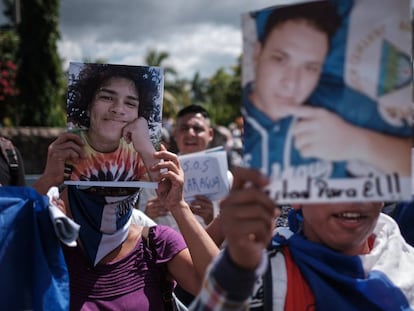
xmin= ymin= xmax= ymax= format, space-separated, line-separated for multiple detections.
xmin=272 ymin=212 xmax=414 ymax=310
xmin=67 ymin=186 xmax=135 ymax=266
xmin=0 ymin=187 xmax=69 ymax=311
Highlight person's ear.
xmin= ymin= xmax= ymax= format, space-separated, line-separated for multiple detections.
xmin=208 ymin=127 xmax=214 ymax=143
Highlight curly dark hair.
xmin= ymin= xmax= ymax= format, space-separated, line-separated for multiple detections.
xmin=66 ymin=63 xmax=163 ymax=128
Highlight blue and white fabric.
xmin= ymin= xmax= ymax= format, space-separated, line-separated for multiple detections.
xmin=271 ymin=211 xmax=414 ymax=310
xmin=0 ymin=186 xmax=69 ymax=311
xmin=67 ymin=186 xmax=138 ymax=266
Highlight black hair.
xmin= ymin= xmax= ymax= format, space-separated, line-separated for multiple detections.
xmin=176 ymin=104 xmax=210 ymax=120
xmin=67 ymin=63 xmax=162 ymax=128
xmin=260 ymin=1 xmax=341 ymax=45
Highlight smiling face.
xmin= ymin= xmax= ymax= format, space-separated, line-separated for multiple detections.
xmin=251 ymin=20 xmax=329 ymax=121
xmin=295 ymin=202 xmax=383 ymax=256
xmin=87 ymin=77 xmax=139 ymax=152
xmin=173 ymin=112 xmax=213 ymax=154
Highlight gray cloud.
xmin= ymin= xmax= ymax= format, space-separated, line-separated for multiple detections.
xmin=1 ymin=1 xmax=298 ymax=78
xmin=59 ymin=0 xmax=279 ymax=42
xmin=60 ymin=0 xmax=274 ymax=41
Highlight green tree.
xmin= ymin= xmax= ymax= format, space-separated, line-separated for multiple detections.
xmin=0 ymin=0 xmax=20 ymax=126
xmin=224 ymin=55 xmax=243 ymax=123
xmin=168 ymin=77 xmax=192 ymax=110
xmin=0 ymin=30 xmax=19 ymax=126
xmin=144 ymin=48 xmax=186 ymax=118
xmin=15 ymin=0 xmax=66 ymax=126
xmin=143 ymin=49 xmax=242 ymax=125
xmin=191 ymin=71 xmax=208 ymax=105
xmin=145 ymin=49 xmax=177 ymax=78
xmin=203 ymin=56 xmax=242 ymax=126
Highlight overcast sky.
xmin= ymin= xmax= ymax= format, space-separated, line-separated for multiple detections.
xmin=57 ymin=0 xmax=283 ymax=79
xmin=1 ymin=0 xmax=300 ymax=79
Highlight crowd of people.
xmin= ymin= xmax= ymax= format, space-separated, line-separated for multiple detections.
xmin=1 ymin=1 xmax=414 ymax=310
xmin=242 ymin=1 xmax=411 ymax=180
xmin=1 ymin=101 xmax=413 ymax=310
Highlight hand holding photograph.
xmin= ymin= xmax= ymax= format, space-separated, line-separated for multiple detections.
xmin=64 ymin=62 xmax=164 ymax=191
xmin=241 ymin=0 xmax=412 ymax=203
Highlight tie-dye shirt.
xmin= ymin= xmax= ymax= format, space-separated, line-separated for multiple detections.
xmin=66 ymin=131 xmax=149 ymax=182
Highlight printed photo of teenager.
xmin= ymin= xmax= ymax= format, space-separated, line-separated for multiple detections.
xmin=241 ymin=0 xmax=412 ymax=203
xmin=65 ymin=62 xmax=163 ymax=190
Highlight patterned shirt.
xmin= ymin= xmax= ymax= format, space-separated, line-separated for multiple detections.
xmin=66 ymin=131 xmax=148 ymax=182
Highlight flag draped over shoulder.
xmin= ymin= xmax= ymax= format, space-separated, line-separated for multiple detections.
xmin=272 ymin=211 xmax=414 ymax=310
xmin=0 ymin=187 xmax=69 ymax=311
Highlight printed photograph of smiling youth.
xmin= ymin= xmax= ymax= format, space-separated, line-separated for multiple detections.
xmin=64 ymin=62 xmax=163 ymax=188
xmin=241 ymin=0 xmax=412 ymax=203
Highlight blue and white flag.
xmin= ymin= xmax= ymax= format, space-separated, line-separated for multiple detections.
xmin=272 ymin=211 xmax=414 ymax=310
xmin=0 ymin=187 xmax=69 ymax=311
xmin=242 ymin=0 xmax=412 ymax=203
xmin=67 ymin=186 xmax=136 ymax=266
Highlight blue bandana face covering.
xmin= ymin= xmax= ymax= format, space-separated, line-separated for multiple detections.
xmin=67 ymin=186 xmax=138 ymax=266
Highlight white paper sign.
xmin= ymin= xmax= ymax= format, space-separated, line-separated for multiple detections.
xmin=266 ymin=174 xmax=411 ymax=204
xmin=179 ymin=148 xmax=230 ymax=202
xmin=242 ymin=0 xmax=412 ymax=203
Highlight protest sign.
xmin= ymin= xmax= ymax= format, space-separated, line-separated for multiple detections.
xmin=64 ymin=62 xmax=163 ymax=189
xmin=242 ymin=0 xmax=412 ymax=203
xmin=179 ymin=147 xmax=231 ymax=202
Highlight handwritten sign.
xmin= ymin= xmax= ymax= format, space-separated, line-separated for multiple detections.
xmin=265 ymin=174 xmax=411 ymax=204
xmin=178 ymin=148 xmax=230 ymax=202
xmin=242 ymin=0 xmax=412 ymax=203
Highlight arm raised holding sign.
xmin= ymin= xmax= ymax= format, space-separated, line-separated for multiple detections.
xmin=189 ymin=170 xmax=414 ymax=311
xmin=140 ymin=105 xmax=225 ymax=231
xmin=150 ymin=145 xmax=220 ymax=283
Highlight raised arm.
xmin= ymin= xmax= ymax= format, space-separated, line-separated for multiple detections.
xmin=122 ymin=117 xmax=160 ymax=181
xmin=150 ymin=145 xmax=219 ymax=293
xmin=220 ymin=167 xmax=278 ymax=269
xmin=189 ymin=167 xmax=278 ymax=310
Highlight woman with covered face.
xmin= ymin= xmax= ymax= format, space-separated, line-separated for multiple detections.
xmin=32 ymin=63 xmax=219 ymax=310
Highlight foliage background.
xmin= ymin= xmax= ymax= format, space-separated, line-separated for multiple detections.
xmin=0 ymin=0 xmax=242 ymax=128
